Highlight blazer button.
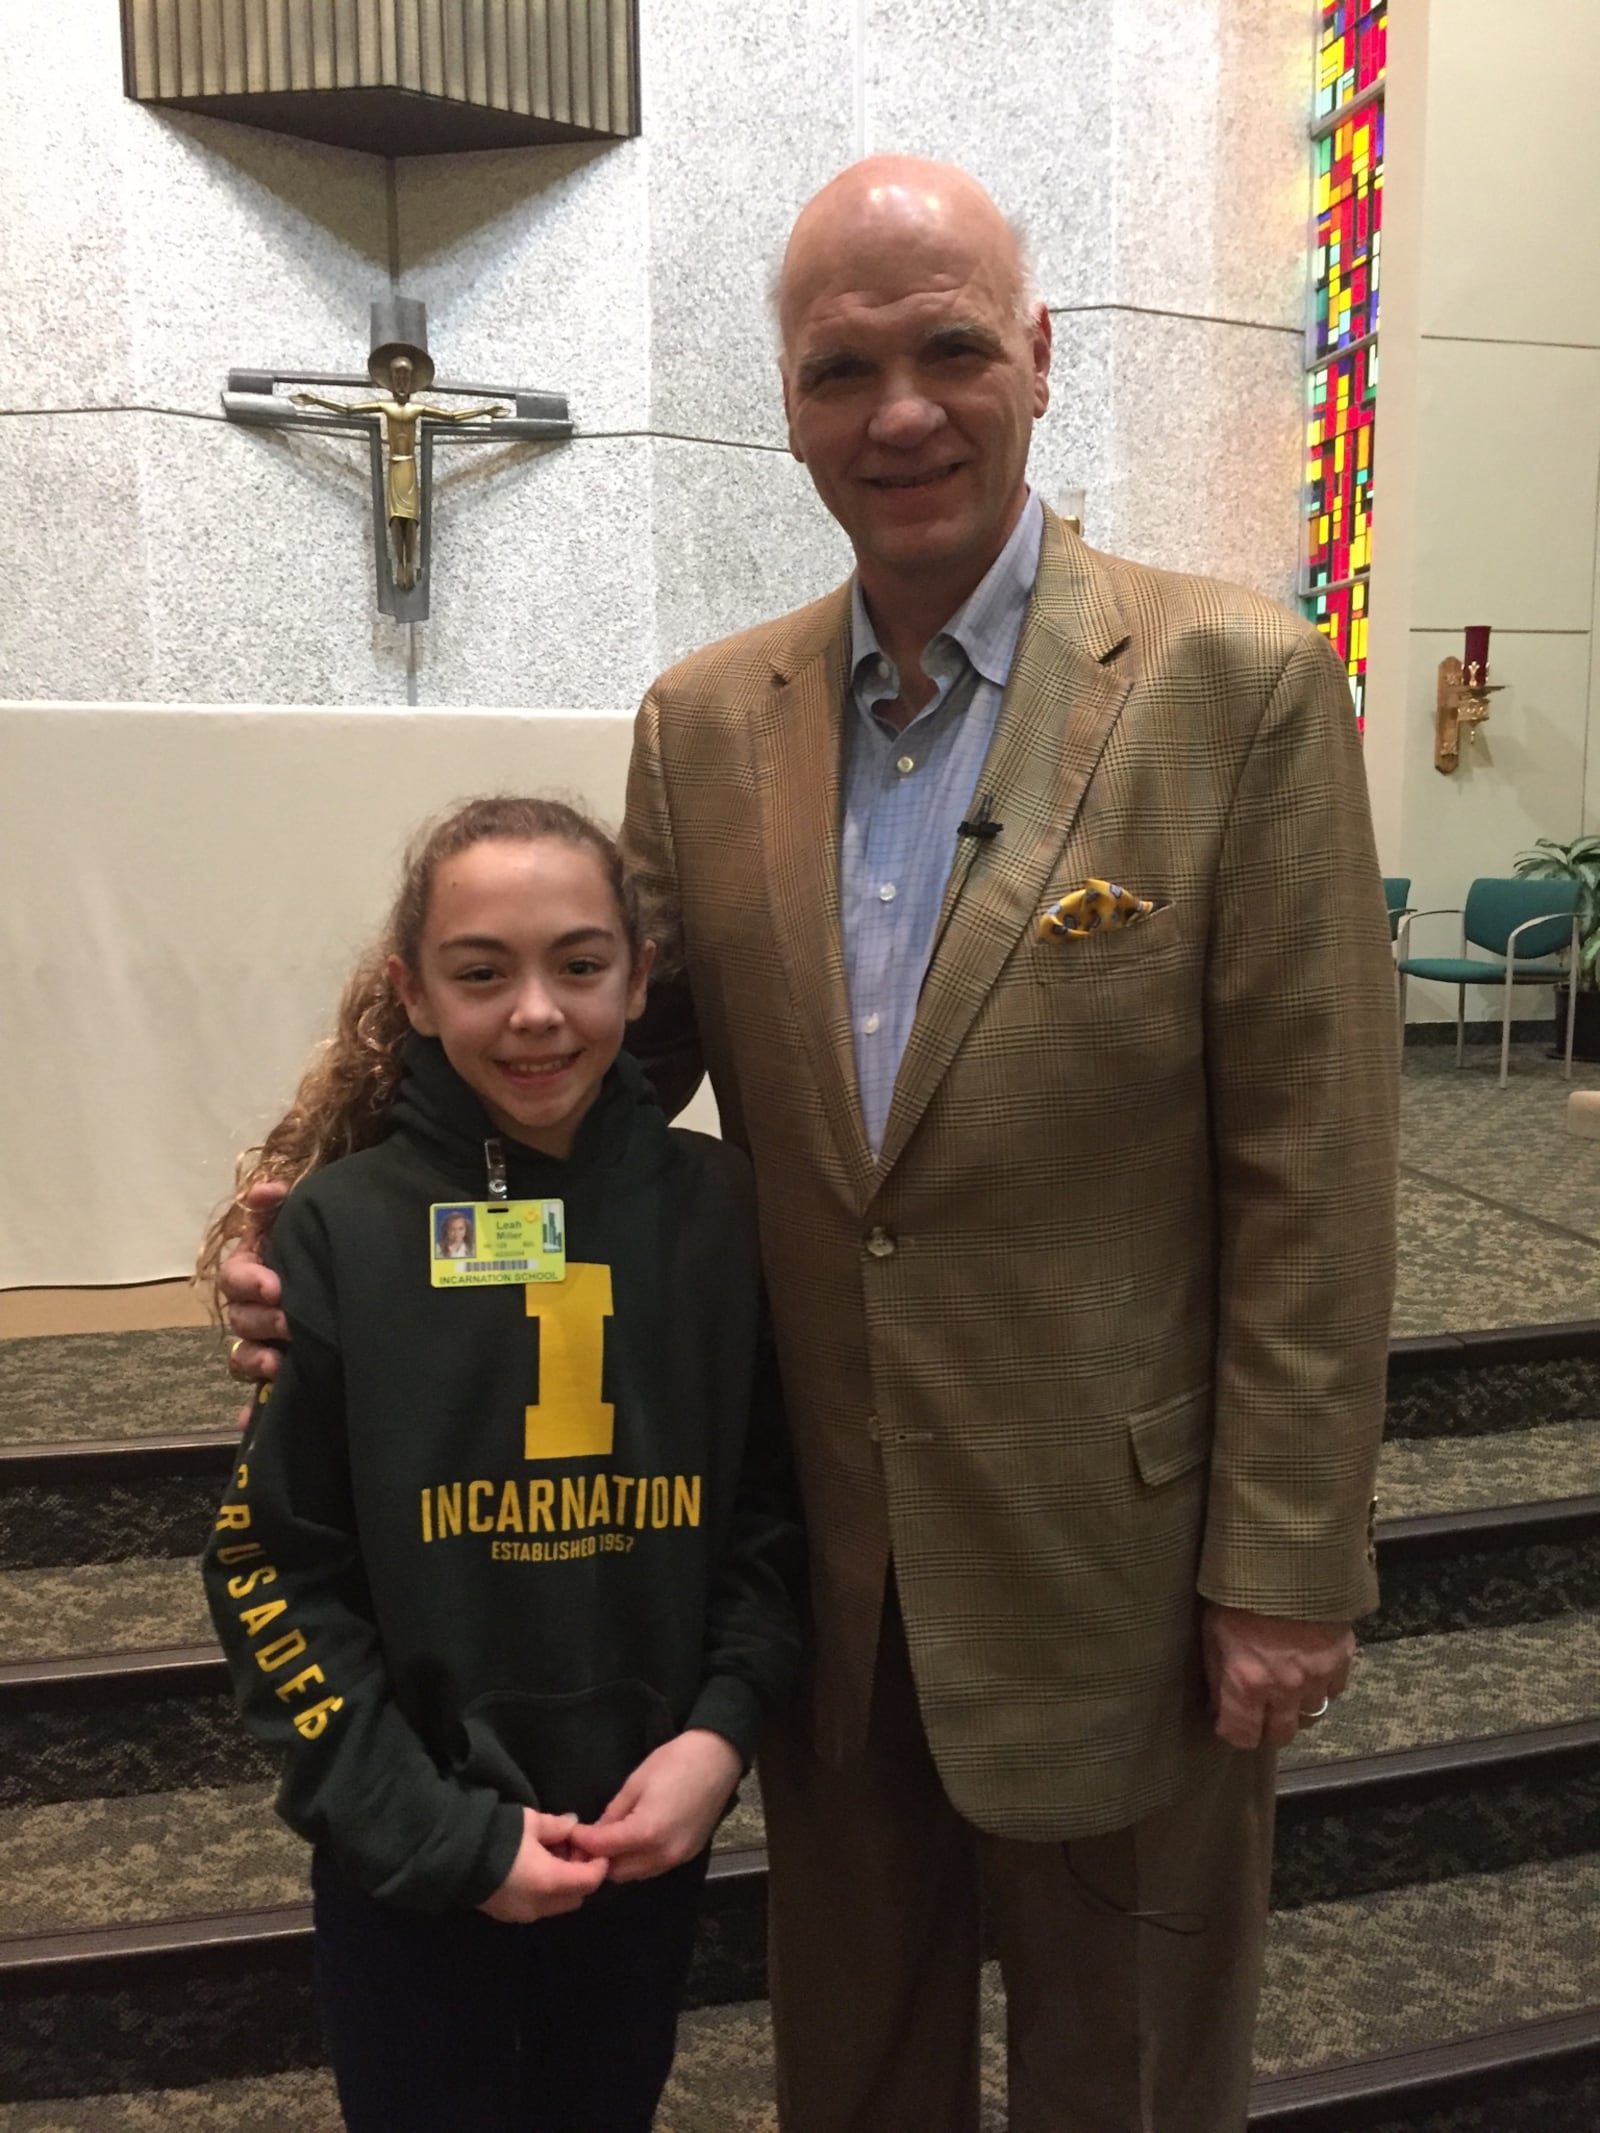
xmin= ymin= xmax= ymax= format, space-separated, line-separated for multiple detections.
xmin=865 ymin=1227 xmax=896 ymax=1258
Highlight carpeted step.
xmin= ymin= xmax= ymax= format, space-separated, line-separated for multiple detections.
xmin=0 ymin=1781 xmax=764 ymax=1943
xmin=0 ymin=1559 xmax=213 ymax=1664
xmin=9 ymin=1547 xmax=1596 ymax=1816
xmin=7 ymin=1423 xmax=1596 ymax=1651
xmin=0 ymin=1331 xmax=233 ymax=1449
xmin=1 ymin=1336 xmax=1593 ymax=1589
xmin=3 ymin=2007 xmax=1594 ymax=2133
xmin=5 ymin=1325 xmax=1599 ymax=2125
xmin=4 ymin=1716 xmax=1595 ymax=2104
xmin=0 ymin=1651 xmax=271 ymax=1808
xmin=1257 ymin=1852 xmax=1600 ymax=2081
xmin=2 ymin=1325 xmax=1595 ymax=1463
xmin=1386 ymin=1340 xmax=1600 ymax=1443
xmin=0 ymin=1784 xmax=302 ymax=1939
xmin=7 ymin=1611 xmax=1599 ymax=1869
xmin=1282 ymin=1612 xmax=1600 ymax=1767
xmin=0 ymin=1438 xmax=235 ymax=1575
xmin=659 ymin=1855 xmax=1600 ymax=2133
xmin=0 ymin=2068 xmax=340 ymax=2131
xmin=1372 ymin=1497 xmax=1600 ymax=1641
xmin=0 ymin=1849 xmax=768 ymax=2104
xmin=1378 ymin=1417 xmax=1600 ymax=1519
xmin=4 ymin=2015 xmax=1596 ymax=2133
xmin=1367 ymin=1414 xmax=1600 ymax=1641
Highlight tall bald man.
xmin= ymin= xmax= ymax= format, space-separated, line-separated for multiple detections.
xmin=227 ymin=161 xmax=1398 ymax=2130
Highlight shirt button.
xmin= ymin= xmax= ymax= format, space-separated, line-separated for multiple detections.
xmin=865 ymin=1228 xmax=896 ymax=1258
xmin=896 ymin=755 xmax=915 ymax=775
xmin=873 ymin=657 xmax=891 ymax=680
xmin=878 ymin=883 xmax=897 ymax=903
xmin=863 ymin=1012 xmax=881 ymax=1035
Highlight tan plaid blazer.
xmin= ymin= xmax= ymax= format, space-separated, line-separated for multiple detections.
xmin=624 ymin=508 xmax=1398 ymax=1840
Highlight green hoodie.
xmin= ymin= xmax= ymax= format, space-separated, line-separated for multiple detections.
xmin=203 ymin=1037 xmax=803 ymax=1913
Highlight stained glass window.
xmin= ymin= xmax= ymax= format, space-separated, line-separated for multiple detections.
xmin=1315 ymin=0 xmax=1386 ymax=124
xmin=1305 ymin=345 xmax=1376 ymax=592
xmin=1313 ymin=102 xmax=1382 ymax=358
xmin=1302 ymin=0 xmax=1385 ymax=723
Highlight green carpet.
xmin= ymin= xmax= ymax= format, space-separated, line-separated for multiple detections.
xmin=0 ymin=1330 xmax=234 ymax=1448
xmin=1377 ymin=1417 xmax=1600 ymax=1520
xmin=1391 ymin=1047 xmax=1600 ymax=1338
xmin=0 ymin=1559 xmax=213 ymax=1661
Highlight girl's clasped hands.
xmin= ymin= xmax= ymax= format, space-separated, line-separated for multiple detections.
xmin=480 ymin=1728 xmax=744 ymax=1923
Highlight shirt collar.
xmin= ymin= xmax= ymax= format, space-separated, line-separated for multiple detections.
xmin=849 ymin=488 xmax=1044 ymax=693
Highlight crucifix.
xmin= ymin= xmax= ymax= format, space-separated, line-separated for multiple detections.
xmin=222 ymin=298 xmax=572 ymax=621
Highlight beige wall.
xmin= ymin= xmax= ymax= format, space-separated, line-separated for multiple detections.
xmin=1367 ymin=0 xmax=1600 ymax=1021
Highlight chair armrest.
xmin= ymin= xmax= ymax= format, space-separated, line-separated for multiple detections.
xmin=1395 ymin=907 xmax=1461 ymax=958
xmin=1505 ymin=911 xmax=1580 ymax=968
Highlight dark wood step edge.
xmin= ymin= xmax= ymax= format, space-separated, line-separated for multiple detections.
xmin=1377 ymin=1492 xmax=1600 ymax=1554
xmin=0 ymin=1643 xmax=222 ymax=1694
xmin=0 ymin=1431 xmax=239 ymax=1485
xmin=0 ymin=1850 xmax=769 ymax=1986
xmin=1389 ymin=1319 xmax=1600 ymax=1373
xmin=0 ymin=1902 xmax=312 ymax=1979
xmin=1247 ymin=2004 xmax=1600 ymax=2124
xmin=1278 ymin=1714 xmax=1600 ymax=1804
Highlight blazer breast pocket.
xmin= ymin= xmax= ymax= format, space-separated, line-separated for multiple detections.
xmin=1030 ymin=900 xmax=1184 ymax=984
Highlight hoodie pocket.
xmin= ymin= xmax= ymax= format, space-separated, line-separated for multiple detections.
xmin=451 ymin=1680 xmax=675 ymax=1824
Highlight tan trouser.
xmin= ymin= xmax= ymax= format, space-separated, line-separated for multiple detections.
xmin=760 ymin=1594 xmax=1275 ymax=2133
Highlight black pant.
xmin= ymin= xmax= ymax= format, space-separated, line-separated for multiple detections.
xmin=311 ymin=1847 xmax=710 ymax=2132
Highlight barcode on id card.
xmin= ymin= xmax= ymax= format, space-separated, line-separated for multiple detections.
xmin=467 ymin=1259 xmax=536 ymax=1272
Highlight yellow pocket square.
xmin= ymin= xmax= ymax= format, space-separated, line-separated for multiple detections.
xmin=1038 ymin=878 xmax=1157 ymax=940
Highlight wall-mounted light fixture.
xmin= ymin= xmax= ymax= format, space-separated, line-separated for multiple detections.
xmin=121 ymin=1 xmax=639 ymax=156
xmin=1435 ymin=625 xmax=1503 ymax=774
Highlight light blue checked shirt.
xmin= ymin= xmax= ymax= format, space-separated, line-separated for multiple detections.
xmin=841 ymin=491 xmax=1043 ymax=1153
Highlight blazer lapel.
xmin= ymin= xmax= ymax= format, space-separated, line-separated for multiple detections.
xmin=874 ymin=519 xmax=1134 ymax=1177
xmin=750 ymin=597 xmax=878 ymax=1198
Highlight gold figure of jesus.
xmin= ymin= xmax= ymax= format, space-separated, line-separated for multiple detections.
xmin=293 ymin=356 xmax=506 ymax=590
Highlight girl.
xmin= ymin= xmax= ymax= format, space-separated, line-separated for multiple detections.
xmin=199 ymin=796 xmax=802 ymax=2133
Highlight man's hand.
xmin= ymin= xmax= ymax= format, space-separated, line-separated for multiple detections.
xmin=478 ymin=1809 xmax=610 ymax=1923
xmin=1202 ymin=1604 xmax=1355 ymax=1751
xmin=570 ymin=1729 xmax=741 ymax=1884
xmin=221 ymin=1180 xmax=290 ymax=1384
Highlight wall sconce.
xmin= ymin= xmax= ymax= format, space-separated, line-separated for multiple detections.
xmin=1435 ymin=625 xmax=1504 ymax=774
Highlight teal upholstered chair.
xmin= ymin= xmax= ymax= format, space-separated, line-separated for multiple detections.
xmin=1382 ymin=876 xmax=1413 ymax=943
xmin=1396 ymin=877 xmax=1580 ymax=1085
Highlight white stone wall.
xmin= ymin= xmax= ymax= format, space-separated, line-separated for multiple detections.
xmin=1 ymin=0 xmax=1314 ymax=711
xmin=1365 ymin=0 xmax=1600 ymax=1021
xmin=0 ymin=0 xmax=1320 ymax=1281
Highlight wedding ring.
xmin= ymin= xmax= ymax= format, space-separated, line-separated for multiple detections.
xmin=1299 ymin=1696 xmax=1331 ymax=1723
xmin=228 ymin=1338 xmax=246 ymax=1362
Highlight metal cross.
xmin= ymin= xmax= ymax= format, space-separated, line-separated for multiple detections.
xmin=223 ymin=297 xmax=572 ymax=621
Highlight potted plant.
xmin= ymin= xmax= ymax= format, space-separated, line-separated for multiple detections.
xmin=1514 ymin=834 xmax=1600 ymax=1061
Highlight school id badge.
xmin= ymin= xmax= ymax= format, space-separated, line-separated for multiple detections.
xmin=429 ymin=1200 xmax=566 ymax=1287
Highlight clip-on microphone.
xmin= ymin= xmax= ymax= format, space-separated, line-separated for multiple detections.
xmin=957 ymin=792 xmax=1003 ymax=841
